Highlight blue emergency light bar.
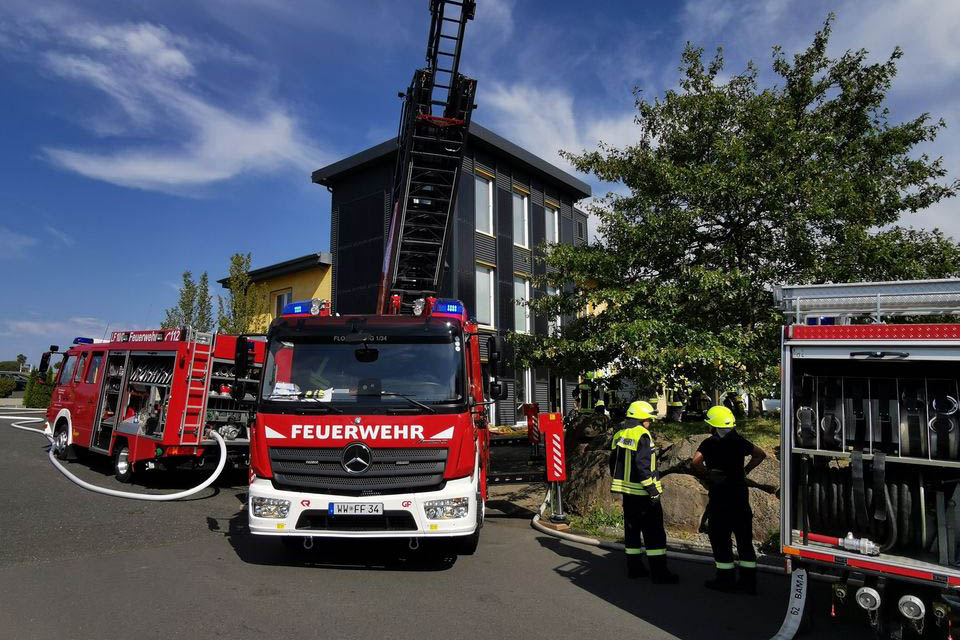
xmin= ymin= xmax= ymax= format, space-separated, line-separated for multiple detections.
xmin=431 ymin=298 xmax=466 ymax=320
xmin=73 ymin=337 xmax=94 ymax=344
xmin=282 ymin=301 xmax=310 ymax=315
xmin=281 ymin=298 xmax=329 ymax=316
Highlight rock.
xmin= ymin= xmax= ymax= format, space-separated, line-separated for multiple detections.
xmin=658 ymin=434 xmax=709 ymax=476
xmin=749 ymin=487 xmax=781 ymax=540
xmin=564 ymin=446 xmax=619 ymax=515
xmin=661 ymin=473 xmax=710 ymax=533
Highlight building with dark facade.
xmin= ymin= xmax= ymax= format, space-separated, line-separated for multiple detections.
xmin=312 ymin=122 xmax=590 ymax=426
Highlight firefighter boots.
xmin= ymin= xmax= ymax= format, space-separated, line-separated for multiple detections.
xmin=626 ymin=554 xmax=649 ymax=579
xmin=704 ymin=567 xmax=737 ymax=592
xmin=648 ymin=555 xmax=679 ymax=584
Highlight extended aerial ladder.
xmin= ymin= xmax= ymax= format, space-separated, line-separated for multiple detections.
xmin=377 ymin=0 xmax=478 ymax=315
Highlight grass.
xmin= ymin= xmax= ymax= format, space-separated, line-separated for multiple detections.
xmin=655 ymin=415 xmax=781 ymax=449
xmin=568 ymin=503 xmax=625 ymax=540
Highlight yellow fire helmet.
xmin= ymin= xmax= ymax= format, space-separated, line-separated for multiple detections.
xmin=626 ymin=400 xmax=657 ymax=421
xmin=705 ymin=405 xmax=736 ymax=429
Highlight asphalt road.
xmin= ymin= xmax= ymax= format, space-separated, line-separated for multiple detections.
xmin=0 ymin=411 xmax=872 ymax=640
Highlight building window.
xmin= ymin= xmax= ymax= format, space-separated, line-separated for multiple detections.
xmin=513 ymin=276 xmax=530 ymax=333
xmin=475 ymin=174 xmax=493 ymax=235
xmin=475 ymin=265 xmax=495 ymax=327
xmin=512 ymin=192 xmax=528 ymax=248
xmin=547 ymin=285 xmax=561 ymax=336
xmin=273 ymin=289 xmax=293 ymax=318
xmin=576 ymin=219 xmax=586 ymax=241
xmin=545 ymin=204 xmax=559 ymax=244
xmin=515 ymin=367 xmax=534 ymax=426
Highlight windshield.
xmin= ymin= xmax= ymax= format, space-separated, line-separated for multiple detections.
xmin=260 ymin=328 xmax=465 ymax=413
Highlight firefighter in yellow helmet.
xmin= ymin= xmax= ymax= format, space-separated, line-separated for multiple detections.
xmin=609 ymin=400 xmax=679 ymax=584
xmin=692 ymin=405 xmax=767 ymax=594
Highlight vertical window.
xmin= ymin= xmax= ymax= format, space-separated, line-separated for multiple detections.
xmin=512 ymin=192 xmax=528 ymax=247
xmin=273 ymin=289 xmax=293 ymax=318
xmin=86 ymin=352 xmax=104 ymax=384
xmin=545 ymin=204 xmax=559 ymax=244
xmin=547 ymin=286 xmax=561 ymax=336
xmin=576 ymin=219 xmax=586 ymax=241
xmin=58 ymin=356 xmax=76 ymax=386
xmin=73 ymin=352 xmax=89 ymax=383
xmin=475 ymin=265 xmax=495 ymax=327
xmin=514 ymin=367 xmax=534 ymax=425
xmin=475 ymin=175 xmax=493 ymax=235
xmin=513 ymin=276 xmax=530 ymax=333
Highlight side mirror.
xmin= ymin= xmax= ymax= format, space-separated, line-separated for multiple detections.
xmin=486 ymin=335 xmax=504 ymax=368
xmin=234 ymin=336 xmax=250 ymax=381
xmin=489 ymin=379 xmax=508 ymax=401
xmin=38 ymin=353 xmax=51 ymax=374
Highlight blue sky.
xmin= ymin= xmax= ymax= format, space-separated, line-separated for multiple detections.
xmin=2 ymin=0 xmax=959 ymax=363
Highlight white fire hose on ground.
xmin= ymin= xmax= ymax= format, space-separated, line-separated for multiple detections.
xmin=6 ymin=413 xmax=228 ymax=501
xmin=531 ymin=489 xmax=810 ymax=640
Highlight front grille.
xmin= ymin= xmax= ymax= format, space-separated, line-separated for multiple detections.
xmin=269 ymin=446 xmax=448 ymax=496
xmin=296 ymin=509 xmax=418 ymax=532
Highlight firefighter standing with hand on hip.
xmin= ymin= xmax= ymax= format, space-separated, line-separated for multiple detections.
xmin=610 ymin=400 xmax=679 ymax=584
xmin=692 ymin=405 xmax=767 ymax=594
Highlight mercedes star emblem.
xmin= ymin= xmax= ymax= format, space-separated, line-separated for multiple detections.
xmin=341 ymin=443 xmax=373 ymax=474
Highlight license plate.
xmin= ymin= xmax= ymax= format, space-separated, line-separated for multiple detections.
xmin=328 ymin=502 xmax=384 ymax=516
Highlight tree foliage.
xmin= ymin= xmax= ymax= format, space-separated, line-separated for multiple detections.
xmin=161 ymin=271 xmax=213 ymax=332
xmin=23 ymin=367 xmax=54 ymax=408
xmin=514 ymin=16 xmax=960 ymax=397
xmin=217 ymin=253 xmax=269 ymax=334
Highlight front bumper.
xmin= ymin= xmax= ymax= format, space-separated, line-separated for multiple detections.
xmin=248 ymin=475 xmax=479 ymax=538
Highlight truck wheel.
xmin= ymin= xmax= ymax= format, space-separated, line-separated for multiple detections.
xmin=52 ymin=423 xmax=70 ymax=461
xmin=114 ymin=442 xmax=133 ymax=483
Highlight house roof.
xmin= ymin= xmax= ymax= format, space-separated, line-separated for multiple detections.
xmin=217 ymin=252 xmax=332 ymax=288
xmin=311 ymin=121 xmax=591 ymax=200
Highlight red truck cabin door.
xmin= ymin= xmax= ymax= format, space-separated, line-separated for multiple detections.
xmin=50 ymin=351 xmax=80 ymax=417
xmin=71 ymin=350 xmax=104 ymax=447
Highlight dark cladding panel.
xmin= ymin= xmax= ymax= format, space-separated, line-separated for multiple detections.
xmin=496 ymin=188 xmax=514 ymax=332
xmin=336 ymin=192 xmax=386 ymax=314
xmin=455 ymin=172 xmax=475 ymax=308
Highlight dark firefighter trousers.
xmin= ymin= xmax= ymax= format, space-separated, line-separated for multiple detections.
xmin=623 ymin=493 xmax=668 ymax=557
xmin=707 ymin=486 xmax=756 ymax=569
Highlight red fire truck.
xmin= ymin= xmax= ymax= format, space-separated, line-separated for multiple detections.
xmin=39 ymin=328 xmax=265 ymax=482
xmin=778 ymin=279 xmax=960 ymax=636
xmin=238 ymin=1 xmax=502 ymax=554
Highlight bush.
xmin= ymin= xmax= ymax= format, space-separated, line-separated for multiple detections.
xmin=0 ymin=378 xmax=15 ymax=398
xmin=23 ymin=369 xmax=54 ymax=408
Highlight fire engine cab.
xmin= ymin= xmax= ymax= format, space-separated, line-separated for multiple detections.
xmin=39 ymin=328 xmax=264 ymax=481
xmin=238 ymin=297 xmax=503 ymax=554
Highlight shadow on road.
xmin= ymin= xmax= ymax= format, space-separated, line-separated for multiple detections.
xmin=207 ymin=499 xmax=459 ymax=573
xmin=535 ymin=535 xmax=797 ymax=640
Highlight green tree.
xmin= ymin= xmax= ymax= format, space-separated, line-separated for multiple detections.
xmin=514 ymin=16 xmax=960 ymax=399
xmin=16 ymin=354 xmax=27 ymax=371
xmin=22 ymin=368 xmax=53 ymax=408
xmin=0 ymin=361 xmax=18 ymax=371
xmin=217 ymin=253 xmax=269 ymax=334
xmin=161 ymin=270 xmax=213 ymax=332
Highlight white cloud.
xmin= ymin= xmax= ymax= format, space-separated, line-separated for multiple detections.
xmin=0 ymin=227 xmax=39 ymax=258
xmin=44 ymin=224 xmax=74 ymax=247
xmin=3 ymin=15 xmax=328 ymax=193
xmin=0 ymin=316 xmax=106 ymax=338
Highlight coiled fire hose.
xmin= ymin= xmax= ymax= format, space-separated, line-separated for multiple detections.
xmin=7 ymin=413 xmax=227 ymax=501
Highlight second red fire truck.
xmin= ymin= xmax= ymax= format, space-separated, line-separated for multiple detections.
xmin=40 ymin=328 xmax=264 ymax=481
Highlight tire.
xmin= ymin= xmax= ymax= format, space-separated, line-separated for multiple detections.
xmin=52 ymin=423 xmax=70 ymax=461
xmin=113 ymin=442 xmax=133 ymax=483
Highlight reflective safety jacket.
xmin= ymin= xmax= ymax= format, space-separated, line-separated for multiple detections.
xmin=609 ymin=423 xmax=662 ymax=498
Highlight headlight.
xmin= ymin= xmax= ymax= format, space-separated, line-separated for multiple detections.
xmin=424 ymin=497 xmax=469 ymax=520
xmin=251 ymin=497 xmax=290 ymax=519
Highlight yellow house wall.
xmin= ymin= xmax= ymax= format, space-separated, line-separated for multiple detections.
xmin=248 ymin=265 xmax=332 ymax=331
